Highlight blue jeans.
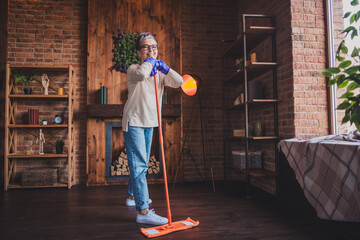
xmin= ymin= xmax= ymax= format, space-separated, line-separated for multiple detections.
xmin=124 ymin=125 xmax=153 ymax=211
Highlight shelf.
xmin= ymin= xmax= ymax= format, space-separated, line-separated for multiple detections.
xmin=247 ymin=62 xmax=277 ymax=68
xmin=228 ymin=136 xmax=278 ymax=140
xmin=232 ymin=167 xmax=277 ymax=178
xmin=9 ymin=64 xmax=69 ymax=71
xmin=8 ymin=154 xmax=68 ymax=158
xmin=223 ymin=26 xmax=276 ymax=57
xmin=7 ymin=183 xmax=68 ymax=189
xmin=226 ymin=99 xmax=280 ymax=110
xmin=248 ymin=136 xmax=279 ymax=140
xmin=224 ymin=62 xmax=277 ymax=84
xmin=249 ymin=99 xmax=279 ymax=103
xmin=9 ymin=94 xmax=68 ymax=100
xmin=247 ymin=26 xmax=276 ymax=34
xmin=8 ymin=124 xmax=68 ymax=128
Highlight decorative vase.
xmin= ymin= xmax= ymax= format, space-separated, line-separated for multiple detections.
xmin=250 ymin=52 xmax=257 ymax=63
xmin=57 ymin=88 xmax=64 ymax=95
xmin=24 ymin=88 xmax=32 ymax=94
xmin=56 ymin=146 xmax=63 ymax=154
xmin=254 ymin=120 xmax=262 ymax=137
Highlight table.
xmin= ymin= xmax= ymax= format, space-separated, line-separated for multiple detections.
xmin=278 ymin=135 xmax=360 ymax=222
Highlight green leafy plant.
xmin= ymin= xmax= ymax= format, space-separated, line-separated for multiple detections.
xmin=322 ymin=0 xmax=360 ymax=130
xmin=13 ymin=71 xmax=36 ymax=89
xmin=111 ymin=30 xmax=141 ymax=73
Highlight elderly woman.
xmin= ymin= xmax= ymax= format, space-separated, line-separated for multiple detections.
xmin=122 ymin=32 xmax=183 ymax=225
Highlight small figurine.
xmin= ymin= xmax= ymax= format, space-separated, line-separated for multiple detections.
xmin=41 ymin=73 xmax=50 ymax=95
xmin=36 ymin=129 xmax=45 ymax=155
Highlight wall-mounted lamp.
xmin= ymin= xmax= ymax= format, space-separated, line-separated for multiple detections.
xmin=181 ymin=74 xmax=198 ymax=96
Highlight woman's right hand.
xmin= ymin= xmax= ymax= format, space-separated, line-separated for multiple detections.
xmin=144 ymin=57 xmax=158 ymax=77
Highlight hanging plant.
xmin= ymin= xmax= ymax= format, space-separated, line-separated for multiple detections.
xmin=111 ymin=30 xmax=141 ymax=73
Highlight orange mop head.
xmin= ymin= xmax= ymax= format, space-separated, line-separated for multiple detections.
xmin=141 ymin=218 xmax=200 ymax=238
xmin=140 ymin=73 xmax=199 ymax=238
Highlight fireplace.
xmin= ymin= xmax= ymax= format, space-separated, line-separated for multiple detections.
xmin=105 ymin=121 xmax=163 ymax=181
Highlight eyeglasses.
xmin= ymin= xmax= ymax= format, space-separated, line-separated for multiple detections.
xmin=140 ymin=44 xmax=158 ymax=51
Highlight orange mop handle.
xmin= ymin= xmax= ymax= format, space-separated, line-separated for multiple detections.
xmin=153 ymin=74 xmax=172 ymax=226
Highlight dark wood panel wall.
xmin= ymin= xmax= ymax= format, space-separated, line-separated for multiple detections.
xmin=87 ymin=0 xmax=182 ymax=186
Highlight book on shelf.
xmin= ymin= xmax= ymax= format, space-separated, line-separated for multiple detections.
xmin=28 ymin=109 xmax=39 ymax=125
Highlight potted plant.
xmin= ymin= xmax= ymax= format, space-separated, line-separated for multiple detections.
xmin=322 ymin=1 xmax=360 ymax=131
xmin=55 ymin=140 xmax=64 ymax=154
xmin=42 ymin=119 xmax=48 ymax=125
xmin=13 ymin=71 xmax=36 ymax=94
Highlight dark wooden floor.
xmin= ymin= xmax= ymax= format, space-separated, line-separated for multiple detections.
xmin=1 ymin=181 xmax=359 ymax=240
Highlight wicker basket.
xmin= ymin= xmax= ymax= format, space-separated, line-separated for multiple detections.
xmin=22 ymin=168 xmax=59 ymax=186
xmin=232 ymin=151 xmax=262 ymax=169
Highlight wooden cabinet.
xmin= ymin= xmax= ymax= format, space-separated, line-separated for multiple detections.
xmin=222 ymin=14 xmax=279 ymax=197
xmin=4 ymin=64 xmax=75 ymax=190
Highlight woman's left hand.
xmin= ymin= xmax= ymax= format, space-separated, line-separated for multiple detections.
xmin=156 ymin=60 xmax=170 ymax=75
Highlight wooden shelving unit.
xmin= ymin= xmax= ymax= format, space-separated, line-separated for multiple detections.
xmin=222 ymin=14 xmax=279 ymax=197
xmin=4 ymin=64 xmax=76 ymax=190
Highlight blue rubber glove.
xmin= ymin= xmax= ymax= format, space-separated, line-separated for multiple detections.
xmin=144 ymin=57 xmax=157 ymax=77
xmin=156 ymin=60 xmax=170 ymax=75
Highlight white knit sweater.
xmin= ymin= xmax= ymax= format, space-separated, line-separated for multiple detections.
xmin=122 ymin=62 xmax=183 ymax=132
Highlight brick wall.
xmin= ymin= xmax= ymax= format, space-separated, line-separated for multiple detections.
xmin=290 ymin=0 xmax=330 ymax=138
xmin=6 ymin=0 xmax=88 ymax=184
xmin=0 ymin=0 xmax=7 ymax=67
xmin=181 ymin=0 xmax=238 ymax=181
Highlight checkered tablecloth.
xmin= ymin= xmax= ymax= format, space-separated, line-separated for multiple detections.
xmin=278 ymin=135 xmax=360 ymax=222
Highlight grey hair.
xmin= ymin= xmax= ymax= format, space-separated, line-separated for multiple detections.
xmin=135 ymin=32 xmax=158 ymax=50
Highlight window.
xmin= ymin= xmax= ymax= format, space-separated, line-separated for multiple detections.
xmin=329 ymin=0 xmax=360 ymax=134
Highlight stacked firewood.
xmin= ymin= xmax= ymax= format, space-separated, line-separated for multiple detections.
xmin=147 ymin=155 xmax=160 ymax=174
xmin=111 ymin=151 xmax=130 ymax=176
xmin=110 ymin=150 xmax=161 ymax=176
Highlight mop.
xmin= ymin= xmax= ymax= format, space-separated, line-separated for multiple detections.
xmin=140 ymin=73 xmax=199 ymax=238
